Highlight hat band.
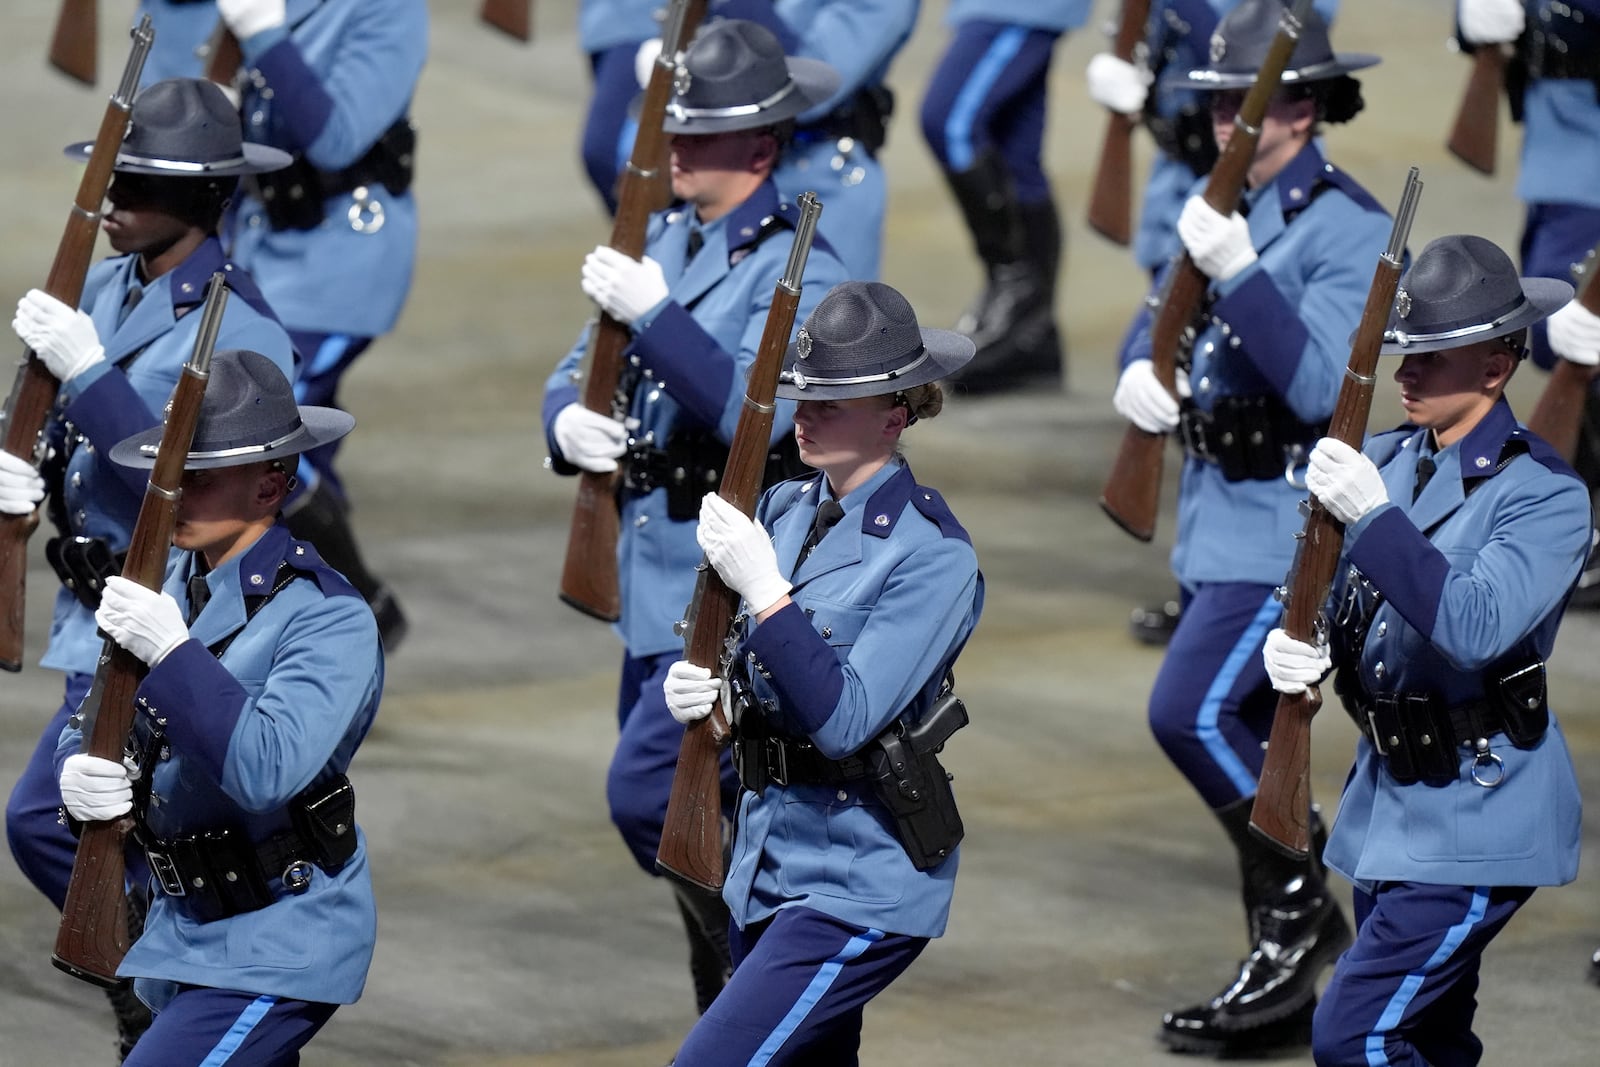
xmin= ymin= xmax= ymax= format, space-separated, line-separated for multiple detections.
xmin=139 ymin=422 xmax=305 ymax=459
xmin=782 ymin=346 xmax=931 ymax=391
xmin=667 ymin=78 xmax=798 ymax=121
xmin=117 ymin=150 xmax=249 ymax=173
xmin=1183 ymin=58 xmax=1347 ymax=84
xmin=1384 ymin=297 xmax=1532 ymax=349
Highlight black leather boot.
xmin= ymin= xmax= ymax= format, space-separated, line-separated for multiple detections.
xmin=284 ymin=479 xmax=408 ymax=652
xmin=939 ymin=156 xmax=1060 ymax=394
xmin=1158 ymin=799 xmax=1352 ymax=1054
xmin=104 ymin=888 xmax=152 ymax=1062
xmin=671 ymin=880 xmax=733 ymax=1015
xmin=1129 ymin=599 xmax=1182 ymax=647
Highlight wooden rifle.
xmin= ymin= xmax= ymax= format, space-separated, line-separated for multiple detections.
xmin=202 ymin=26 xmax=243 ymax=86
xmin=53 ymin=273 xmax=228 ymax=986
xmin=1099 ymin=0 xmax=1314 ymax=543
xmin=1249 ymin=169 xmax=1423 ymax=857
xmin=557 ymin=0 xmax=696 ymax=622
xmin=1524 ymin=241 xmax=1600 ymax=462
xmin=480 ymin=0 xmax=534 ymax=42
xmin=49 ymin=0 xmax=98 ymax=86
xmin=642 ymin=0 xmax=710 ymax=212
xmin=656 ymin=192 xmax=824 ymax=892
xmin=1085 ymin=0 xmax=1152 ymax=247
xmin=1 ymin=16 xmax=154 ymax=673
xmin=1445 ymin=44 xmax=1506 ymax=176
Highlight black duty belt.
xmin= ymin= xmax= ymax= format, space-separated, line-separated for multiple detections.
xmin=142 ymin=824 xmax=325 ymax=924
xmin=1178 ymin=395 xmax=1323 ymax=483
xmin=1340 ymin=687 xmax=1546 ymax=787
xmin=738 ymin=733 xmax=870 ymax=788
xmin=45 ymin=535 xmax=125 ymax=611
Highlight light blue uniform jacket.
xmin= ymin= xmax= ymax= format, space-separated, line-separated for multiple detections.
xmin=719 ymin=0 xmax=919 ymax=279
xmin=541 ymin=180 xmax=849 ymax=657
xmin=725 ymin=460 xmax=984 ymax=939
xmin=227 ymin=0 xmax=428 ymax=336
xmin=1512 ymin=0 xmax=1600 ymax=209
xmin=1136 ymin=0 xmax=1341 ymax=271
xmin=1323 ymin=401 xmax=1589 ymax=891
xmin=41 ymin=241 xmax=294 ymax=676
xmin=944 ymin=0 xmax=1090 ymax=32
xmin=133 ymin=1 xmax=217 ymax=84
xmin=56 ymin=523 xmax=382 ymax=1008
xmin=1120 ymin=143 xmax=1391 ymax=589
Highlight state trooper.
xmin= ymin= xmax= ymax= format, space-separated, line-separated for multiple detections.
xmin=540 ymin=18 xmax=849 ymax=1014
xmin=1262 ymin=235 xmax=1589 ymax=1066
xmin=1105 ymin=1 xmax=1390 ymax=1054
xmin=0 ymin=77 xmax=295 ymax=1061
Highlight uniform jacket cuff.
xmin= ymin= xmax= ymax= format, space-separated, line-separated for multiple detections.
xmin=1211 ymin=267 xmax=1310 ymax=397
xmin=631 ymin=302 xmax=735 ymax=429
xmin=1347 ymin=504 xmax=1450 ymax=642
xmin=136 ymin=639 xmax=248 ymax=782
xmin=742 ymin=602 xmax=843 ymax=737
xmin=250 ymin=37 xmax=333 ymax=148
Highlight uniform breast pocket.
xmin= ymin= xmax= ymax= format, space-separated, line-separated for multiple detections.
xmin=804 ymin=599 xmax=870 ymax=655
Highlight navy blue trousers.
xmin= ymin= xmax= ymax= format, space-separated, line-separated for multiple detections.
xmin=1147 ymin=582 xmax=1282 ymax=810
xmin=1313 ymin=882 xmax=1532 ymax=1067
xmin=581 ymin=43 xmax=646 ymax=216
xmin=124 ymin=985 xmax=337 ymax=1067
xmin=1520 ymin=201 xmax=1600 ymax=372
xmin=285 ymin=329 xmax=372 ymax=504
xmin=6 ymin=672 xmax=93 ymax=909
xmin=672 ymin=905 xmax=927 ymax=1067
xmin=606 ymin=651 xmax=740 ymax=875
xmin=919 ymin=20 xmax=1061 ymax=201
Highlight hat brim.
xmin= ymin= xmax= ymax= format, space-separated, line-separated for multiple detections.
xmin=108 ymin=406 xmax=355 ymax=470
xmin=636 ymin=57 xmax=841 ymax=135
xmin=1377 ymin=277 xmax=1575 ymax=356
xmin=1161 ymin=53 xmax=1379 ymax=91
xmin=775 ymin=327 xmax=976 ymax=401
xmin=63 ymin=140 xmax=294 ymax=176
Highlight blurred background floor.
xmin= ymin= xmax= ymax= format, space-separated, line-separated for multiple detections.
xmin=1 ymin=2 xmax=1595 ymax=1064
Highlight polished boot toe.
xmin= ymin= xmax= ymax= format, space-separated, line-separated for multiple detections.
xmin=1158 ymin=996 xmax=1316 ymax=1056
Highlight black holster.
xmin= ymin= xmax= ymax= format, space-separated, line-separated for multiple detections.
xmin=862 ymin=692 xmax=968 ymax=870
xmin=624 ymin=429 xmax=808 ymax=521
xmin=798 ymin=85 xmax=895 ymax=156
xmin=44 ymin=535 xmax=125 ymax=610
xmin=248 ymin=118 xmax=416 ymax=231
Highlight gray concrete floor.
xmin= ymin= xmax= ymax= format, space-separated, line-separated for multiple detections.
xmin=2 ymin=1 xmax=1597 ymax=1064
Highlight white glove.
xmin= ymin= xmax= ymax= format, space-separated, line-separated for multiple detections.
xmin=1459 ymin=0 xmax=1526 ymax=45
xmin=1178 ymin=196 xmax=1257 ymax=282
xmin=1113 ymin=360 xmax=1180 ymax=434
xmin=635 ymin=37 xmax=665 ymax=89
xmin=59 ymin=753 xmax=133 ymax=822
xmin=0 ymin=450 xmax=46 ymax=517
xmin=95 ymin=576 xmax=189 ymax=666
xmin=664 ymin=660 xmax=721 ymax=724
xmin=217 ymin=0 xmax=287 ymax=40
xmin=552 ymin=403 xmax=628 ymax=473
xmin=13 ymin=290 xmax=105 ymax=383
xmin=1262 ymin=627 xmax=1332 ymax=696
xmin=581 ymin=246 xmax=671 ymax=326
xmin=1306 ymin=437 xmax=1389 ymax=525
xmin=1086 ymin=52 xmax=1152 ymax=116
xmin=697 ymin=493 xmax=791 ymax=615
xmin=1546 ymin=300 xmax=1600 ymax=368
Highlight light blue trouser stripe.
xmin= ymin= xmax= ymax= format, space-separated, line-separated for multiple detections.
xmin=747 ymin=928 xmax=885 ymax=1067
xmin=199 ymin=994 xmax=278 ymax=1066
xmin=943 ymin=27 xmax=1028 ymax=171
xmin=1362 ymin=887 xmax=1491 ymax=1067
xmin=1198 ymin=589 xmax=1283 ymax=797
xmin=300 ymin=333 xmax=355 ymax=386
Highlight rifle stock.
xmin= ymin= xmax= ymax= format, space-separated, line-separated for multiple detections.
xmin=1446 ymin=45 xmax=1505 ymax=176
xmin=1086 ymin=1 xmax=1152 ymax=246
xmin=1 ymin=17 xmax=153 ymax=672
xmin=479 ymin=0 xmax=533 ymax=42
xmin=49 ymin=0 xmax=98 ymax=86
xmin=1099 ymin=0 xmax=1314 ymax=540
xmin=203 ymin=26 xmax=242 ymax=86
xmin=657 ymin=193 xmax=824 ymax=892
xmin=1250 ymin=168 xmax=1423 ymax=857
xmin=559 ymin=0 xmax=696 ymax=621
xmin=1524 ymin=243 xmax=1600 ymax=461
xmin=53 ymin=274 xmax=228 ymax=986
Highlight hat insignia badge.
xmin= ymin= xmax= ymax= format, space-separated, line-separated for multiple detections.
xmin=1210 ymin=33 xmax=1227 ymax=64
xmin=673 ymin=64 xmax=692 ymax=98
xmin=1395 ymin=288 xmax=1412 ymax=318
xmin=796 ymin=328 xmax=813 ymax=359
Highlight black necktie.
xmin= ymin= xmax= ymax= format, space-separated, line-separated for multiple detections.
xmin=187 ymin=572 xmax=211 ymax=624
xmin=796 ymin=499 xmax=845 ymax=567
xmin=685 ymin=227 xmax=704 ymax=263
xmin=1413 ymin=453 xmax=1436 ymax=504
xmin=119 ymin=282 xmax=144 ymax=327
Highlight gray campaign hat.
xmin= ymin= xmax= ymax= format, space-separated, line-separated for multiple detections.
xmin=64 ymin=78 xmax=291 ymax=177
xmin=653 ymin=19 xmax=840 ymax=135
xmin=777 ymin=281 xmax=975 ymax=401
xmin=1163 ymin=0 xmax=1379 ymax=91
xmin=1380 ymin=235 xmax=1573 ymax=356
xmin=110 ymin=350 xmax=354 ymax=470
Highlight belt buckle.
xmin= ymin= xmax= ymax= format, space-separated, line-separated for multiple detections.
xmin=282 ymin=859 xmax=315 ymax=893
xmin=147 ymin=850 xmax=186 ymax=897
xmin=1365 ymin=709 xmax=1389 ymax=757
xmin=765 ymin=737 xmax=789 ymax=787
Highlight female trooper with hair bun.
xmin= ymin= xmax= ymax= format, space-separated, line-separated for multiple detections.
xmin=663 ymin=280 xmax=984 ymax=1065
xmin=1105 ymin=0 xmax=1392 ymax=1054
xmin=1261 ymin=234 xmax=1589 ymax=1065
xmin=0 ymin=76 xmax=295 ymax=1060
